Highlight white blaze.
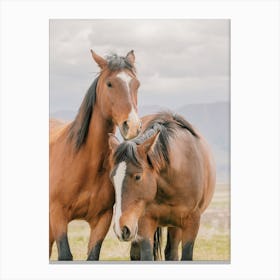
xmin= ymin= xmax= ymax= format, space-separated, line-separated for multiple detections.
xmin=117 ymin=71 xmax=140 ymax=139
xmin=113 ymin=161 xmax=127 ymax=238
xmin=128 ymin=108 xmax=139 ymax=123
xmin=117 ymin=71 xmax=132 ymax=93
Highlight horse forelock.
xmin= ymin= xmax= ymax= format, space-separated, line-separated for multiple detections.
xmin=113 ymin=141 xmax=141 ymax=167
xmin=111 ymin=120 xmax=168 ymax=172
xmin=105 ymin=53 xmax=135 ymax=73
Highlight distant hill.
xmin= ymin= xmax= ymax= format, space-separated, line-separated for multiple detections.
xmin=50 ymin=101 xmax=230 ymax=183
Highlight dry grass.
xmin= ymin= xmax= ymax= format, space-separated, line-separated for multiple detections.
xmin=50 ymin=184 xmax=230 ymax=261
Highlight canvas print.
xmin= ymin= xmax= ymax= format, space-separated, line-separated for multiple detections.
xmin=49 ymin=19 xmax=230 ymax=262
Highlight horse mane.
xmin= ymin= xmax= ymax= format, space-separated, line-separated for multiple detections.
xmin=68 ymin=77 xmax=99 ymax=150
xmin=113 ymin=141 xmax=141 ymax=167
xmin=68 ymin=53 xmax=136 ymax=151
xmin=106 ymin=53 xmax=135 ymax=72
xmin=113 ymin=111 xmax=199 ymax=171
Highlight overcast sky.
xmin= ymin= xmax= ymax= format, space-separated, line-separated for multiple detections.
xmin=50 ymin=19 xmax=230 ymax=114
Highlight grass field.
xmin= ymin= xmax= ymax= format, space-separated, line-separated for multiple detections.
xmin=50 ymin=184 xmax=230 ymax=261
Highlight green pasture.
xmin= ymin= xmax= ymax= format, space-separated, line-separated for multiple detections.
xmin=50 ymin=184 xmax=230 ymax=261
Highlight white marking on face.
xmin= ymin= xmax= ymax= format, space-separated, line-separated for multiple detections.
xmin=128 ymin=108 xmax=139 ymax=123
xmin=117 ymin=71 xmax=132 ymax=93
xmin=124 ymin=108 xmax=141 ymax=139
xmin=113 ymin=161 xmax=127 ymax=239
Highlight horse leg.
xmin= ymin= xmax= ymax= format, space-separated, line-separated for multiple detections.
xmin=130 ymin=228 xmax=160 ymax=261
xmin=137 ymin=218 xmax=157 ymax=261
xmin=87 ymin=209 xmax=113 ymax=261
xmin=153 ymin=227 xmax=163 ymax=261
xmin=164 ymin=227 xmax=182 ymax=261
xmin=50 ymin=208 xmax=73 ymax=261
xmin=181 ymin=211 xmax=200 ymax=261
xmin=130 ymin=241 xmax=141 ymax=260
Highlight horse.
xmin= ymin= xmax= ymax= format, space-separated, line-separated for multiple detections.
xmin=108 ymin=111 xmax=216 ymax=261
xmin=49 ymin=50 xmax=142 ymax=261
xmin=130 ymin=227 xmax=182 ymax=261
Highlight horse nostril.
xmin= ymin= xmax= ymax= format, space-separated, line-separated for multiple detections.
xmin=122 ymin=120 xmax=129 ymax=136
xmin=137 ymin=121 xmax=142 ymax=133
xmin=121 ymin=226 xmax=131 ymax=241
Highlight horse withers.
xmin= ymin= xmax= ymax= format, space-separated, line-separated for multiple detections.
xmin=108 ymin=112 xmax=216 ymax=261
xmin=49 ymin=50 xmax=142 ymax=261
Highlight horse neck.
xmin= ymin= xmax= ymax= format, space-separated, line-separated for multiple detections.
xmin=85 ymin=105 xmax=115 ymax=160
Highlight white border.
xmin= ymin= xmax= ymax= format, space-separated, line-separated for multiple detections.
xmin=0 ymin=1 xmax=279 ymax=280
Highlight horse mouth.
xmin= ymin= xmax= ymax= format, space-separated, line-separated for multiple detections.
xmin=119 ymin=127 xmax=128 ymax=140
xmin=119 ymin=120 xmax=142 ymax=140
xmin=119 ymin=127 xmax=138 ymax=140
xmin=114 ymin=223 xmax=138 ymax=242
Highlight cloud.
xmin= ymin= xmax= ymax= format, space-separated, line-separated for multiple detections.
xmin=50 ymin=19 xmax=230 ymax=112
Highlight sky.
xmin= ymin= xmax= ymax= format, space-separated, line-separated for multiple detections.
xmin=50 ymin=19 xmax=230 ymax=114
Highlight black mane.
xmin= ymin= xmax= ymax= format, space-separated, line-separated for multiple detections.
xmin=68 ymin=77 xmax=98 ymax=150
xmin=68 ymin=53 xmax=135 ymax=151
xmin=106 ymin=53 xmax=135 ymax=72
xmin=113 ymin=111 xmax=199 ymax=170
xmin=113 ymin=141 xmax=141 ymax=167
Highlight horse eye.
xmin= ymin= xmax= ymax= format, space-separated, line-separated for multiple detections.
xmin=135 ymin=175 xmax=141 ymax=181
xmin=107 ymin=81 xmax=112 ymax=88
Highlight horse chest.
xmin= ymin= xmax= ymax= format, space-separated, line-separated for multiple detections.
xmin=148 ymin=203 xmax=190 ymax=228
xmin=87 ymin=184 xmax=114 ymax=214
xmin=69 ymin=190 xmax=92 ymax=219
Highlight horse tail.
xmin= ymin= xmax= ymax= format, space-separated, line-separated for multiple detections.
xmin=153 ymin=227 xmax=162 ymax=260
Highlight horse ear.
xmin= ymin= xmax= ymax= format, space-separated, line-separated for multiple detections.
xmin=140 ymin=131 xmax=160 ymax=154
xmin=126 ymin=50 xmax=135 ymax=66
xmin=108 ymin=133 xmax=120 ymax=152
xmin=90 ymin=49 xmax=107 ymax=69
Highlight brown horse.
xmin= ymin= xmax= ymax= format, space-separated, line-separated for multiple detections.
xmin=108 ymin=112 xmax=216 ymax=261
xmin=49 ymin=50 xmax=142 ymax=260
xmin=130 ymin=227 xmax=182 ymax=261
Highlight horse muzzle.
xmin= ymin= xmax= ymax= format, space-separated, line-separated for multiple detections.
xmin=113 ymin=223 xmax=137 ymax=242
xmin=121 ymin=226 xmax=132 ymax=241
xmin=119 ymin=116 xmax=142 ymax=140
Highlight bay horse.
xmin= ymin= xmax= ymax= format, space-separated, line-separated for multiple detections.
xmin=130 ymin=227 xmax=181 ymax=261
xmin=49 ymin=50 xmax=142 ymax=260
xmin=108 ymin=111 xmax=216 ymax=260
